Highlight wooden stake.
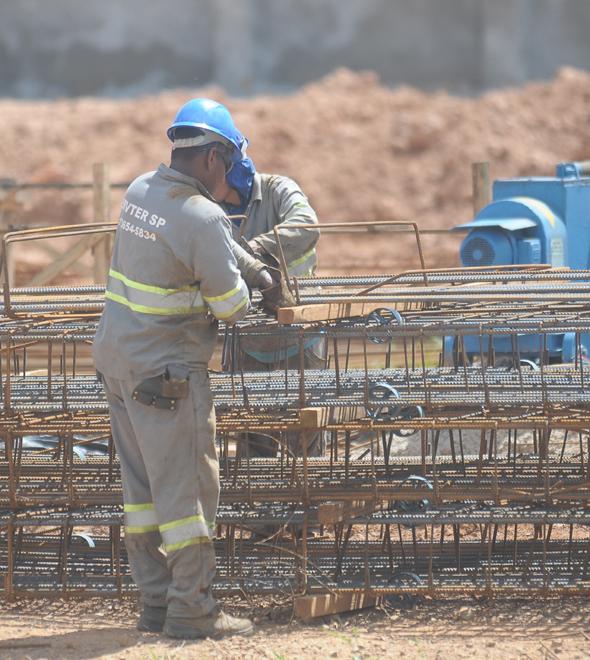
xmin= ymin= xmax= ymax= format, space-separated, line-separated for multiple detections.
xmin=472 ymin=161 xmax=491 ymax=215
xmin=92 ymin=163 xmax=111 ymax=283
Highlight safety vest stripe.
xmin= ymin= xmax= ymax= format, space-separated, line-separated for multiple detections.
xmin=159 ymin=514 xmax=206 ymax=532
xmin=126 ymin=524 xmax=159 ymax=534
xmin=109 ymin=269 xmax=200 ymax=296
xmin=164 ymin=537 xmax=211 ymax=553
xmin=288 ymin=247 xmax=316 ymax=277
xmin=203 ymin=279 xmax=249 ymax=320
xmin=124 ymin=505 xmax=159 ymax=533
xmin=212 ymin=295 xmax=249 ymax=320
xmin=124 ymin=502 xmax=154 ymax=512
xmin=203 ymin=284 xmax=241 ymax=303
xmin=242 ymin=336 xmax=323 ymax=363
xmin=106 ymin=290 xmax=205 ymax=316
xmin=106 ymin=274 xmax=205 ymax=315
xmin=159 ymin=514 xmax=212 ymax=551
xmin=107 ymin=272 xmax=205 ymax=310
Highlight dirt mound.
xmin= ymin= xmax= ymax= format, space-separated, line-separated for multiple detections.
xmin=2 ymin=67 xmax=590 ymax=273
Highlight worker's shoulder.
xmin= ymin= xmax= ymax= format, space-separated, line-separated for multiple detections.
xmin=173 ymin=197 xmax=231 ymax=241
xmin=147 ymin=171 xmax=223 ymax=219
xmin=181 ymin=194 xmax=227 ymax=222
xmin=260 ymin=172 xmax=301 ymax=192
xmin=125 ymin=169 xmax=157 ymax=194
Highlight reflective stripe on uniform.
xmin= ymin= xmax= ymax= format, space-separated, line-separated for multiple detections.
xmin=287 ymin=247 xmax=316 ymax=277
xmin=124 ymin=502 xmax=159 ymax=534
xmin=159 ymin=514 xmax=212 ymax=553
xmin=242 ymin=336 xmax=323 ymax=364
xmin=202 ymin=280 xmax=249 ymax=320
xmin=106 ymin=269 xmax=205 ymax=316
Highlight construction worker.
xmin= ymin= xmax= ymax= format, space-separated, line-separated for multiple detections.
xmin=222 ymin=156 xmax=319 ymax=279
xmin=93 ymin=99 xmax=274 ymax=640
xmin=221 ymin=156 xmax=325 ymax=457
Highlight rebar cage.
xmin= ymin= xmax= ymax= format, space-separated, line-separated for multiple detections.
xmin=2 ymin=226 xmax=590 ymax=601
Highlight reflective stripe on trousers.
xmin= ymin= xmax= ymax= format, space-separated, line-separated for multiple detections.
xmin=124 ymin=502 xmax=159 ymax=533
xmin=125 ymin=504 xmax=216 ymax=549
xmin=159 ymin=514 xmax=213 ymax=553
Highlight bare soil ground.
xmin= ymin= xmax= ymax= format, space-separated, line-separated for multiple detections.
xmin=1 ymin=595 xmax=590 ymax=659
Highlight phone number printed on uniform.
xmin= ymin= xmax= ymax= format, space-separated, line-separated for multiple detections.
xmin=118 ymin=219 xmax=157 ymax=242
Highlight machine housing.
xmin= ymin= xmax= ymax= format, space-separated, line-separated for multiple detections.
xmin=446 ymin=161 xmax=590 ymax=363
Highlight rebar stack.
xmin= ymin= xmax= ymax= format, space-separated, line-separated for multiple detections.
xmin=2 ymin=265 xmax=590 ymax=601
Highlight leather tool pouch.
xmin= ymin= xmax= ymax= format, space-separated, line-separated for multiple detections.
xmin=132 ymin=365 xmax=190 ymax=411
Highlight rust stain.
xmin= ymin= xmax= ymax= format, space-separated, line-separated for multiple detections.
xmin=167 ymin=184 xmax=194 ymax=199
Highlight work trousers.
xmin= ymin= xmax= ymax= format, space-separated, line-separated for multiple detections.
xmin=102 ymin=368 xmax=219 ymax=618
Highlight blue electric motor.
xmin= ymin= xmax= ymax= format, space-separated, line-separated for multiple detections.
xmin=445 ymin=161 xmax=590 ymax=364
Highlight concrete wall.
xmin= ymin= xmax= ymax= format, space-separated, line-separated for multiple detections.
xmin=1 ymin=0 xmax=589 ymax=98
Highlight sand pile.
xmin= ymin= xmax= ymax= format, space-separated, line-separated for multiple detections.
xmin=1 ymin=66 xmax=590 ymax=273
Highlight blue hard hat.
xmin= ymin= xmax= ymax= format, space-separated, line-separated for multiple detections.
xmin=167 ymin=98 xmax=247 ymax=162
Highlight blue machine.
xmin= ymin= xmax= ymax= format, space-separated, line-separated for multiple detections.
xmin=445 ymin=161 xmax=590 ymax=364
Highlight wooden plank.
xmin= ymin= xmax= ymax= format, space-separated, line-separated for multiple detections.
xmin=28 ymin=234 xmax=104 ymax=286
xmin=317 ymin=500 xmax=374 ymax=525
xmin=298 ymin=407 xmax=327 ymax=429
xmin=294 ymin=592 xmax=380 ymax=621
xmin=317 ymin=501 xmax=348 ymax=524
xmin=278 ymin=302 xmax=378 ymax=325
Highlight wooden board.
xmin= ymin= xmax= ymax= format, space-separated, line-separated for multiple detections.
xmin=278 ymin=302 xmax=378 ymax=325
xmin=298 ymin=407 xmax=328 ymax=429
xmin=317 ymin=500 xmax=375 ymax=525
xmin=294 ymin=592 xmax=380 ymax=621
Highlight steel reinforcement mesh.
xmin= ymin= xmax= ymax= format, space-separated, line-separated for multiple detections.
xmin=2 ymin=267 xmax=590 ymax=599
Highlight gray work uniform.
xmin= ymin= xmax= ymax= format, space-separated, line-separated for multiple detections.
xmin=224 ymin=173 xmax=325 ymax=457
xmin=93 ymin=163 xmax=252 ymax=618
xmin=233 ymin=173 xmax=319 ymax=277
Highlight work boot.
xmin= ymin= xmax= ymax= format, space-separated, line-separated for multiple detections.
xmin=137 ymin=605 xmax=167 ymax=633
xmin=163 ymin=606 xmax=254 ymax=640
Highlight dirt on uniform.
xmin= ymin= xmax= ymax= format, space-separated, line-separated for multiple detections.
xmin=1 ymin=66 xmax=590 ymax=274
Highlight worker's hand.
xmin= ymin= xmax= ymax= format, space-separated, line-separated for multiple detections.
xmin=259 ymin=266 xmax=296 ymax=315
xmin=239 ymin=236 xmax=277 ymax=268
xmin=247 ymin=240 xmax=269 ymax=259
xmin=255 ymin=267 xmax=275 ymax=290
